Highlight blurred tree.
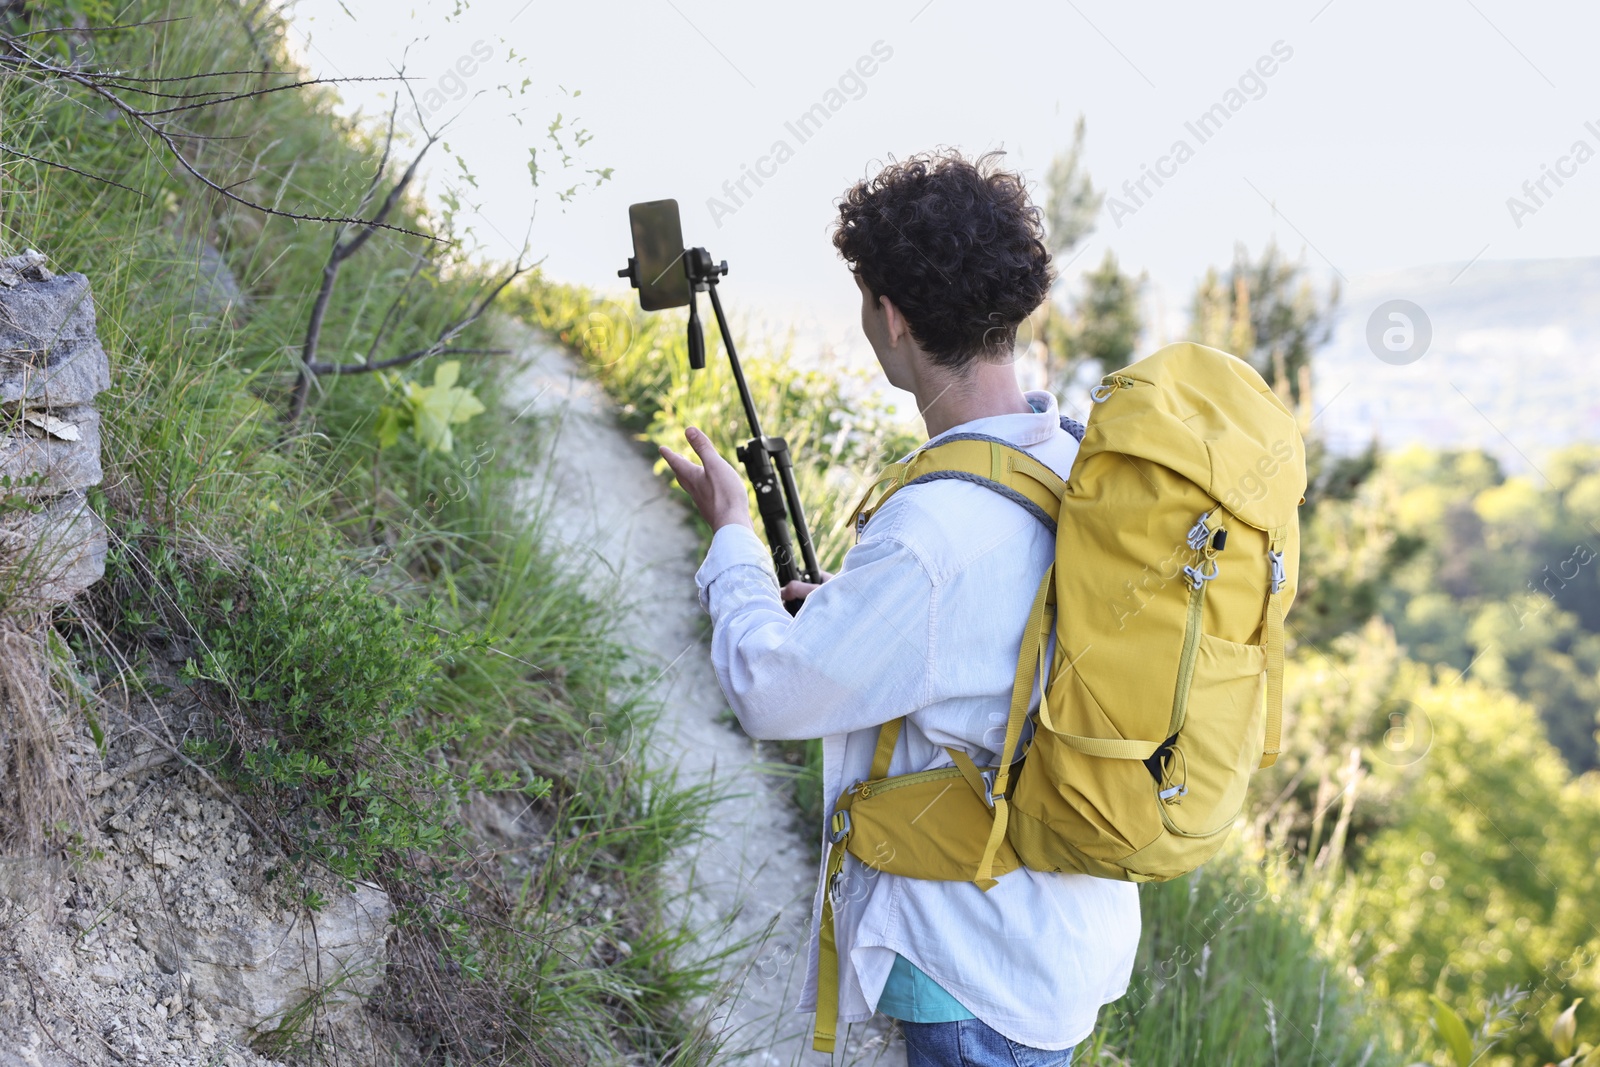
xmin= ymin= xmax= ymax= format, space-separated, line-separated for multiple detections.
xmin=1041 ymin=113 xmax=1102 ymax=259
xmin=1040 ymin=249 xmax=1146 ymax=392
xmin=1189 ymin=240 xmax=1341 ymax=409
xmin=1467 ymin=600 xmax=1600 ymax=767
xmin=1191 ymin=266 xmax=1256 ymax=357
xmin=1292 ymin=445 xmax=1426 ymax=646
xmin=1535 ymin=445 xmax=1600 ymax=633
xmin=1254 ymin=608 xmax=1600 ymax=1065
xmin=1348 ymin=676 xmax=1600 ymax=1067
xmin=1033 ymin=117 xmax=1145 ymax=393
xmin=1298 ymin=444 xmax=1600 ymax=772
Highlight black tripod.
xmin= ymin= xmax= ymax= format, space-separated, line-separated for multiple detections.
xmin=619 ymin=247 xmax=822 ymax=610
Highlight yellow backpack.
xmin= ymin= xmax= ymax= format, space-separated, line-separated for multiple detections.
xmin=811 ymin=342 xmax=1305 ymax=1052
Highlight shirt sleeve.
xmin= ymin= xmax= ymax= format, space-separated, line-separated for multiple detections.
xmin=694 ymin=522 xmax=938 ymax=741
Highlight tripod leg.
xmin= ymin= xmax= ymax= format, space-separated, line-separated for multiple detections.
xmin=736 ymin=439 xmax=804 ymax=614
xmin=767 ymin=438 xmax=821 ymax=584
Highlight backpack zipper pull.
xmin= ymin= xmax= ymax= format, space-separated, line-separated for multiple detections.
xmin=1158 ymin=748 xmax=1189 ymax=804
xmin=1089 ymin=374 xmax=1138 ymax=403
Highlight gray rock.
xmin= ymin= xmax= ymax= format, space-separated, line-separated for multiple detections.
xmin=0 ymin=490 xmax=107 ymax=607
xmin=0 ymin=855 xmax=64 ymax=916
xmin=139 ymin=880 xmax=393 ymax=1038
xmin=0 ymin=406 xmax=102 ymax=497
xmin=0 ymin=1037 xmax=75 ymax=1067
xmin=184 ymin=238 xmax=247 ymax=327
xmin=0 ymin=250 xmax=54 ymax=288
xmin=0 ymin=273 xmax=111 ymax=408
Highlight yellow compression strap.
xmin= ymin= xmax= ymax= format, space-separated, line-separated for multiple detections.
xmin=1053 ymin=733 xmax=1165 ymax=760
xmin=872 ymin=716 xmax=903 ymax=779
xmin=948 ymin=747 xmax=993 ymax=806
xmin=973 ymin=568 xmax=1055 ymax=890
xmin=847 ymin=468 xmax=911 ymax=538
xmin=813 ymin=812 xmax=851 ymax=1052
xmin=1034 ymin=627 xmax=1165 ymax=762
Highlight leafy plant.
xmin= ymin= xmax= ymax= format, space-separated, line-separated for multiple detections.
xmin=375 ymin=359 xmax=487 ymax=454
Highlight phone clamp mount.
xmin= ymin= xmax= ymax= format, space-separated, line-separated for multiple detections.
xmin=619 ymin=247 xmax=822 ymax=607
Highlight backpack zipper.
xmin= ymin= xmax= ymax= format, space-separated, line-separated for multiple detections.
xmin=1170 ymin=510 xmax=1223 ymax=739
xmin=1167 ymin=578 xmax=1206 ymax=741
xmin=855 ymin=765 xmax=974 ymax=800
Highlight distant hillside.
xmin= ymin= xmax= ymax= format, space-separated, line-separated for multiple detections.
xmin=1314 ymin=256 xmax=1600 ymax=472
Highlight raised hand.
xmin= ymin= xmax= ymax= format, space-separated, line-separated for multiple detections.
xmin=659 ymin=427 xmax=755 ymax=533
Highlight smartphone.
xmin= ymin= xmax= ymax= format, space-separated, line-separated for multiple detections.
xmin=628 ymin=199 xmax=691 ymax=311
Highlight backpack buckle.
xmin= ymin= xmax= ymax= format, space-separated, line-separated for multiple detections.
xmin=980 ymin=769 xmax=999 ymax=808
xmin=1268 ymin=550 xmax=1286 ymax=594
xmin=829 ymin=809 xmax=852 ymax=844
xmin=1185 ymin=511 xmax=1213 ymax=551
xmin=1183 ymin=558 xmax=1219 ymax=589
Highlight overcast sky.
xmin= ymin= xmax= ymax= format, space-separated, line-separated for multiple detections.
xmin=286 ymin=0 xmax=1600 ymax=367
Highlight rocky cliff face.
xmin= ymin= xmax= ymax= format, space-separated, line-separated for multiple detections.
xmin=0 ymin=762 xmax=398 ymax=1066
xmin=0 ymin=259 xmax=399 ymax=1066
xmin=0 ymin=251 xmax=109 ymax=607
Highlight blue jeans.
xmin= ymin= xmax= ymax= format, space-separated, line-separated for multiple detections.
xmin=900 ymin=1018 xmax=1074 ymax=1067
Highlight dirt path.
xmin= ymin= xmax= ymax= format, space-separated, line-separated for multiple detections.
xmin=508 ymin=335 xmax=904 ymax=1066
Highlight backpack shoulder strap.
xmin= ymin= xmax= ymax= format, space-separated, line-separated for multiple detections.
xmin=849 ymin=434 xmax=1067 ymax=541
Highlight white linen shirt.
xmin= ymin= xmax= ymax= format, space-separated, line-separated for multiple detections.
xmin=693 ymin=390 xmax=1141 ymax=1052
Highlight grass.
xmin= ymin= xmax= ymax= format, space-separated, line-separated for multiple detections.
xmin=0 ymin=1 xmax=722 ymax=1062
xmin=1081 ymin=843 xmax=1405 ymax=1066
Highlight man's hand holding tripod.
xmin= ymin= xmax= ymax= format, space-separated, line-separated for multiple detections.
xmin=661 ymin=427 xmax=831 ymax=603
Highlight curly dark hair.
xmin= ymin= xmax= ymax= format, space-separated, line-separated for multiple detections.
xmin=832 ymin=149 xmax=1053 ymax=370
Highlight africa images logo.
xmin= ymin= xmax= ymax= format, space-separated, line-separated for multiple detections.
xmin=1504 ymin=119 xmax=1600 ymax=229
xmin=706 ymin=41 xmax=895 ymax=228
xmin=1104 ymin=40 xmax=1295 ymax=228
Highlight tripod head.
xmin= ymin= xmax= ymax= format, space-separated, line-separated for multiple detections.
xmin=620 ymin=246 xmax=728 ymax=371
xmin=681 ymin=248 xmax=727 ymax=371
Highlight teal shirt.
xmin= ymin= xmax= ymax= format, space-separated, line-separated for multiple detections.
xmin=876 ymin=953 xmax=976 ymax=1022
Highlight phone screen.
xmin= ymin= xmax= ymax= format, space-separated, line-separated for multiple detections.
xmin=628 ymin=200 xmax=691 ymax=311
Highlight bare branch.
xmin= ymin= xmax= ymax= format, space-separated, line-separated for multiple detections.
xmin=352 ymin=92 xmax=405 ymax=222
xmin=290 ymin=106 xmax=443 ymax=424
xmin=59 ymin=71 xmax=399 ymax=103
xmin=45 ymin=66 xmax=292 ymax=80
xmin=306 ymin=347 xmax=512 ymax=375
xmin=0 ymin=16 xmax=195 ymax=41
xmin=0 ymin=141 xmax=149 ymax=196
xmin=363 ymin=253 xmax=431 ymax=363
xmin=0 ymin=31 xmax=437 ymax=239
xmin=433 ymin=263 xmax=531 ymax=350
xmin=131 ymin=75 xmax=401 ymax=117
xmin=293 ymin=260 xmax=530 ymax=417
xmin=336 ymin=133 xmax=436 ymax=263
